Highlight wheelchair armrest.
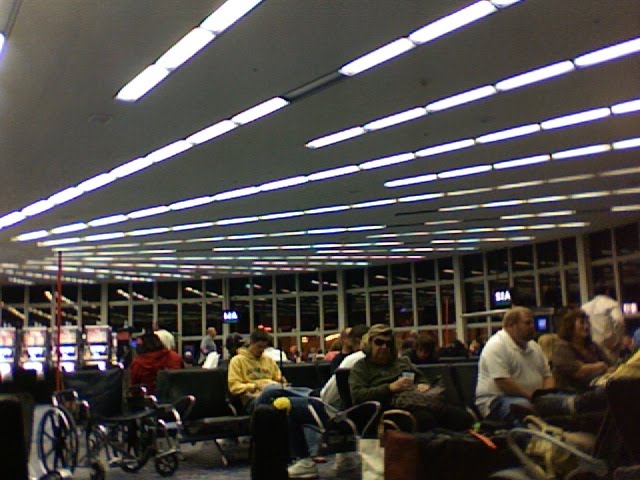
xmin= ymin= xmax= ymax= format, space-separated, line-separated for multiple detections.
xmin=339 ymin=401 xmax=382 ymax=437
xmin=158 ymin=395 xmax=195 ymax=422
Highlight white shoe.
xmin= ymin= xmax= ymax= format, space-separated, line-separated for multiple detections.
xmin=288 ymin=458 xmax=319 ymax=478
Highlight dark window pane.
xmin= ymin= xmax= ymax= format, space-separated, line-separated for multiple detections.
xmin=393 ymin=289 xmax=413 ymax=327
xmin=463 ymin=254 xmax=484 ymax=278
xmin=321 ymin=271 xmax=338 ymax=291
xmin=346 ymin=292 xmax=367 ymax=326
xmin=254 ymin=298 xmax=273 ymax=330
xmin=464 ymin=281 xmax=485 ymax=313
xmin=157 ymin=304 xmax=177 ymax=332
xmin=391 ymin=263 xmax=412 ymax=285
xmin=108 ymin=305 xmax=128 ymax=329
xmin=132 ymin=304 xmax=153 ymax=331
xmin=29 ymin=306 xmax=52 ymax=327
xmin=440 ymin=284 xmax=456 ymax=325
xmin=345 ymin=268 xmax=365 ymax=289
xmin=204 ymin=279 xmax=223 ymax=298
xmin=276 ymin=298 xmax=296 ymax=333
xmin=323 ymin=295 xmax=339 ymax=331
xmin=592 ymin=264 xmax=615 ymax=296
xmin=61 ymin=285 xmax=79 ymax=303
xmin=416 ymin=287 xmax=437 ymax=326
xmin=487 ymin=249 xmax=508 ymax=276
xmin=157 ymin=281 xmax=178 ymax=300
xmin=513 ymin=275 xmax=536 ymax=308
xmin=3 ymin=306 xmax=25 ymax=328
xmin=415 ymin=260 xmax=435 ymax=283
xmin=29 ymin=285 xmax=51 ymax=303
xmin=81 ymin=284 xmax=101 ymax=302
xmin=130 ymin=282 xmax=152 ymax=300
xmin=230 ymin=299 xmax=250 ymax=334
xmin=615 ymin=223 xmax=640 ymax=256
xmin=81 ymin=303 xmax=101 ymax=326
xmin=253 ymin=275 xmax=273 ymax=295
xmin=368 ymin=266 xmax=388 ymax=288
xmin=205 ymin=301 xmax=222 ymax=331
xmin=300 ymin=296 xmax=320 ymax=332
xmin=183 ymin=280 xmax=204 ymax=299
xmin=540 ymin=272 xmax=562 ymax=307
xmin=299 ymin=272 xmax=320 ymax=292
xmin=108 ymin=283 xmax=129 ymax=302
xmin=370 ymin=291 xmax=390 ymax=325
xmin=511 ymin=245 xmax=534 ymax=272
xmin=2 ymin=286 xmax=25 ymax=304
xmin=230 ymin=278 xmax=250 ymax=296
xmin=562 ymin=237 xmax=577 ymax=265
xmin=276 ymin=274 xmax=296 ymax=294
xmin=620 ymin=260 xmax=640 ymax=304
xmin=182 ymin=303 xmax=203 ymax=337
xmin=537 ymin=241 xmax=559 ymax=269
xmin=438 ymin=258 xmax=454 ymax=281
xmin=565 ymin=270 xmax=581 ymax=308
xmin=589 ymin=230 xmax=612 ymax=261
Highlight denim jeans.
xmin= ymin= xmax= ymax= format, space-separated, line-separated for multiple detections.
xmin=488 ymin=393 xmax=572 ymax=425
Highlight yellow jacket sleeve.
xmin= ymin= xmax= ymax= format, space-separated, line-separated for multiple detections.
xmin=227 ymin=357 xmax=255 ymax=396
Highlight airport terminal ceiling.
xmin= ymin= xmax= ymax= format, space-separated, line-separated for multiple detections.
xmin=0 ymin=0 xmax=639 ymax=284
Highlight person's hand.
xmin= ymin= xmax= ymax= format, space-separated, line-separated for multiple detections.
xmin=416 ymin=383 xmax=430 ymax=393
xmin=594 ymin=361 xmax=608 ymax=375
xmin=390 ymin=377 xmax=414 ymax=393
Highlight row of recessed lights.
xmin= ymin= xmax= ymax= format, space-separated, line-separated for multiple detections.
xmin=0 ymin=1 xmax=522 ymax=234
xmin=24 ymin=132 xmax=640 ymax=249
xmin=306 ymin=36 xmax=640 ymax=149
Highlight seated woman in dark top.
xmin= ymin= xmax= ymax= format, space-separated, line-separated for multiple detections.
xmin=552 ymin=310 xmax=610 ymax=392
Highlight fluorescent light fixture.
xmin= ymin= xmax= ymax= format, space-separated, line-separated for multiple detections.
xmin=409 ymin=1 xmax=497 ymax=45
xmin=541 ymin=107 xmax=610 ymax=130
xmin=616 ymin=187 xmax=640 ymax=195
xmin=416 ymin=139 xmax=475 ymax=157
xmin=352 ymin=199 xmax=396 ymax=209
xmin=127 ymin=206 xmax=170 ymax=219
xmin=186 ymin=120 xmax=237 ymax=145
xmin=438 ymin=164 xmax=492 ymax=179
xmin=548 ymin=174 xmax=594 ymax=183
xmin=448 ymin=187 xmax=492 ymax=196
xmin=172 ymin=222 xmax=213 ymax=231
xmin=552 ymin=144 xmax=611 ymax=160
xmin=307 ymin=165 xmax=359 ymax=181
xmin=116 ymin=65 xmax=170 ymax=102
xmin=439 ymin=204 xmax=478 ymax=212
xmin=385 ymin=173 xmax=437 ymax=188
xmin=146 ymin=140 xmax=193 ymax=163
xmin=260 ymin=211 xmax=304 ymax=220
xmin=306 ymin=127 xmax=366 ymax=149
xmin=156 ymin=28 xmax=215 ymax=70
xmin=490 ymin=0 xmax=524 ymax=6
xmin=495 ymin=61 xmax=574 ymax=91
xmin=493 ymin=154 xmax=550 ymax=169
xmin=613 ymin=138 xmax=640 ymax=150
xmin=212 ymin=186 xmax=260 ymax=201
xmin=110 ymin=157 xmax=153 ymax=178
xmin=339 ymin=38 xmax=415 ymax=76
xmin=48 ymin=187 xmax=83 ymax=205
xmin=528 ymin=195 xmax=568 ymax=203
xmin=51 ymin=223 xmax=88 ymax=234
xmin=216 ymin=216 xmax=259 ymax=225
xmin=482 ymin=200 xmax=525 ymax=207
xmin=612 ymin=204 xmax=640 ymax=212
xmin=15 ymin=230 xmax=49 ymax=242
xmin=308 ymin=228 xmax=347 ymax=235
xmin=426 ymin=85 xmax=496 ymax=112
xmin=359 ymin=152 xmax=415 ymax=170
xmin=476 ymin=124 xmax=541 ymax=144
xmin=76 ymin=173 xmax=117 ymax=193
xmin=399 ymin=192 xmax=444 ymax=202
xmin=538 ymin=210 xmax=575 ymax=217
xmin=169 ymin=196 xmax=213 ymax=210
xmin=601 ymin=166 xmax=640 ymax=176
xmin=85 ymin=233 xmax=125 ymax=242
xmin=364 ymin=107 xmax=427 ymax=131
xmin=88 ymin=215 xmax=128 ymax=227
xmin=0 ymin=33 xmax=4 ymax=55
xmin=22 ymin=200 xmax=55 ymax=216
xmin=231 ymin=97 xmax=289 ymax=125
xmin=424 ymin=220 xmax=460 ymax=225
xmin=574 ymin=37 xmax=640 ymax=67
xmin=259 ymin=176 xmax=308 ymax=192
xmin=129 ymin=227 xmax=171 ymax=237
xmin=611 ymin=99 xmax=640 ymax=115
xmin=304 ymin=205 xmax=350 ymax=215
xmin=570 ymin=191 xmax=609 ymax=199
xmin=39 ymin=238 xmax=82 ymax=247
xmin=200 ymin=0 xmax=262 ymax=34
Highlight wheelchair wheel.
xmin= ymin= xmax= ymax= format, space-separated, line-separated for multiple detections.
xmin=154 ymin=452 xmax=179 ymax=477
xmin=115 ymin=420 xmax=154 ymax=473
xmin=38 ymin=408 xmax=78 ymax=473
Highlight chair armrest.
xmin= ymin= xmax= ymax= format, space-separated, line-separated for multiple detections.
xmin=225 ymin=397 xmax=240 ymax=416
xmin=340 ymin=401 xmax=382 ymax=437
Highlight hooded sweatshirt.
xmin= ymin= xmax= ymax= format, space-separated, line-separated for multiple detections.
xmin=227 ymin=346 xmax=283 ymax=404
xmin=582 ymin=294 xmax=625 ymax=358
xmin=129 ymin=348 xmax=184 ymax=394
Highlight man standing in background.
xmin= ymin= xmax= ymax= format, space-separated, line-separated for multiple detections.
xmin=199 ymin=327 xmax=218 ymax=364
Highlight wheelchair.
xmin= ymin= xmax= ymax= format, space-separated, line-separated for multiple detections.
xmin=37 ymin=386 xmax=182 ymax=479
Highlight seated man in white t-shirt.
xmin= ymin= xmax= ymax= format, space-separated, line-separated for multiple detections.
xmin=476 ymin=307 xmax=567 ymax=423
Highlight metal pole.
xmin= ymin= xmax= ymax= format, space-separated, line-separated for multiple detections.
xmin=55 ymin=251 xmax=63 ymax=392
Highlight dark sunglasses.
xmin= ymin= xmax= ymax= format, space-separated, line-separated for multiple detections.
xmin=373 ymin=338 xmax=393 ymax=348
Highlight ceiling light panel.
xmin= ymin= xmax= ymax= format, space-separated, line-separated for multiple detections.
xmin=339 ymin=38 xmax=416 ymax=76
xmin=574 ymin=37 xmax=640 ymax=67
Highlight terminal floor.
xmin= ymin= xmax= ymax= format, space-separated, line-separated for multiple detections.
xmin=29 ymin=405 xmax=359 ymax=479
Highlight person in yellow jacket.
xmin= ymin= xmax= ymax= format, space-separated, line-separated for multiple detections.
xmin=227 ymin=329 xmax=284 ymax=411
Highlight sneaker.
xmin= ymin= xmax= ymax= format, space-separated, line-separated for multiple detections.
xmin=288 ymin=458 xmax=319 ymax=478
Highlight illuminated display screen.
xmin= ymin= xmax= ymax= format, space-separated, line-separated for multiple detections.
xmin=89 ymin=345 xmax=108 ymax=357
xmin=0 ymin=329 xmax=15 ymax=347
xmin=23 ymin=330 xmax=46 ymax=347
xmin=59 ymin=346 xmax=77 ymax=360
xmin=86 ymin=327 xmax=109 ymax=344
xmin=223 ymin=310 xmax=239 ymax=324
xmin=492 ymin=289 xmax=512 ymax=309
xmin=53 ymin=328 xmax=77 ymax=345
xmin=0 ymin=347 xmax=13 ymax=360
xmin=27 ymin=346 xmax=46 ymax=359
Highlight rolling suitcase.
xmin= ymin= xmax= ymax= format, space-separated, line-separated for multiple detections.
xmin=250 ymin=404 xmax=289 ymax=480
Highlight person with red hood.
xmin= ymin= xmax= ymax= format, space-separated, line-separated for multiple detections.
xmin=130 ymin=332 xmax=184 ymax=394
